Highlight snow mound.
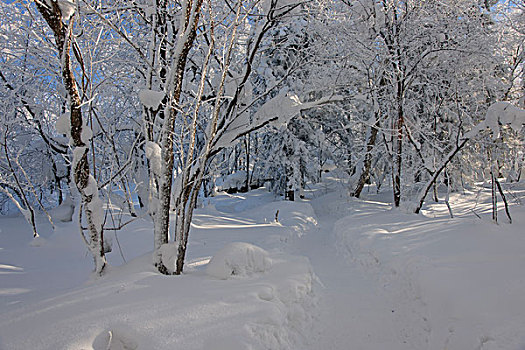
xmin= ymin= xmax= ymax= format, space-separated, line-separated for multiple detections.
xmin=92 ymin=327 xmax=139 ymax=350
xmin=29 ymin=236 xmax=47 ymax=247
xmin=158 ymin=242 xmax=178 ymax=274
xmin=206 ymin=242 xmax=272 ymax=279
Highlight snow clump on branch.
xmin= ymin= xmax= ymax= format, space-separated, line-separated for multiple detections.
xmin=466 ymin=101 xmax=525 ymax=139
xmin=139 ymin=89 xmax=165 ymax=110
xmin=145 ymin=141 xmax=162 ymax=176
xmin=55 ymin=113 xmax=70 ymax=136
xmin=57 ymin=0 xmax=76 ymax=21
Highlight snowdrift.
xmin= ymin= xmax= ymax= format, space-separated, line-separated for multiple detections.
xmin=0 ymin=189 xmax=318 ymax=350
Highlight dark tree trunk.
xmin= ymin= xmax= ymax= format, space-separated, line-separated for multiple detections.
xmin=352 ymin=115 xmax=380 ymax=198
xmin=35 ymin=1 xmax=106 ymax=274
xmin=154 ymin=0 xmax=204 ymax=274
xmin=393 ymin=91 xmax=404 ymax=208
xmin=243 ymin=134 xmax=250 ymax=192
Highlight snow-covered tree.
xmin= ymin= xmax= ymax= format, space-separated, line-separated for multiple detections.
xmin=304 ymin=0 xmax=517 ymax=207
xmin=33 ymin=0 xmax=107 ymax=274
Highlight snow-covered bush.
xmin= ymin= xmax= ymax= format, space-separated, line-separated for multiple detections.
xmin=216 ymin=171 xmax=248 ymax=193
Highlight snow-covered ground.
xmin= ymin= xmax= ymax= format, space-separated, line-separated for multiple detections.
xmin=1 ymin=178 xmax=525 ymax=349
xmin=297 ymin=182 xmax=525 ymax=350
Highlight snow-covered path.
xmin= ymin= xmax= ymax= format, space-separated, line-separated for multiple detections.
xmin=292 ymin=186 xmax=525 ymax=350
xmin=291 ymin=192 xmax=419 ymax=350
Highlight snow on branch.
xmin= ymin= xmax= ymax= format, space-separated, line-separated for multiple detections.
xmin=138 ymin=89 xmax=165 ymax=110
xmin=215 ymin=93 xmax=342 ymax=148
xmin=145 ymin=141 xmax=162 ymax=176
xmin=414 ymin=101 xmax=525 ymax=214
xmin=58 ymin=0 xmax=76 ymax=21
xmin=465 ymin=102 xmax=525 ymax=139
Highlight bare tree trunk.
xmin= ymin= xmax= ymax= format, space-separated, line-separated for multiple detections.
xmin=352 ymin=115 xmax=380 ymax=198
xmin=433 ymin=183 xmax=439 ymax=202
xmin=285 ymin=167 xmax=295 ymax=202
xmin=175 ymin=174 xmax=202 ymax=275
xmin=174 ymin=1 xmax=245 ymax=274
xmin=35 ymin=1 xmax=106 ymax=274
xmin=444 ymin=170 xmax=454 ymax=218
xmin=154 ymin=0 xmax=204 ymax=274
xmin=393 ymin=93 xmax=404 ymax=207
xmin=51 ymin=157 xmax=64 ymax=205
xmin=494 ymin=177 xmax=512 ymax=224
xmin=243 ymin=134 xmax=250 ymax=192
xmin=491 ymin=170 xmax=498 ymax=223
xmin=156 ymin=0 xmax=298 ymax=274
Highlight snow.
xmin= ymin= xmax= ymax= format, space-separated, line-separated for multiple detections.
xmin=484 ymin=101 xmax=525 ymax=137
xmin=55 ymin=113 xmax=70 ymax=135
xmin=158 ymin=242 xmax=178 ymax=274
xmin=215 ymin=171 xmax=247 ymax=191
xmin=84 ymin=175 xmax=99 ymax=197
xmin=144 ymin=5 xmax=156 ymax=18
xmin=87 ymin=193 xmax=104 ymax=232
xmin=92 ymin=327 xmax=139 ymax=350
xmin=0 ymin=188 xmax=317 ymax=350
xmin=138 ymin=89 xmax=164 ymax=110
xmin=145 ymin=141 xmax=162 ymax=176
xmin=57 ymin=0 xmax=76 ymax=21
xmin=253 ymin=92 xmax=302 ymax=127
xmin=206 ymin=242 xmax=272 ymax=279
xmin=466 ymin=101 xmax=525 ymax=139
xmin=81 ymin=125 xmax=93 ymax=144
xmin=215 ymin=93 xmax=342 ymax=148
xmin=72 ymin=146 xmax=87 ymax=170
xmin=320 ymin=159 xmax=336 ymax=172
xmin=1 ymin=179 xmax=525 ymax=349
xmin=302 ymin=181 xmax=525 ymax=350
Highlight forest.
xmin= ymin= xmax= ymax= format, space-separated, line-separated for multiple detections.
xmin=1 ymin=0 xmax=522 ymax=273
xmin=0 ymin=1 xmax=524 ymax=348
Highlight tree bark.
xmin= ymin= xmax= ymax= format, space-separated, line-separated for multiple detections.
xmin=494 ymin=177 xmax=512 ymax=224
xmin=491 ymin=171 xmax=498 ymax=223
xmin=393 ymin=86 xmax=404 ymax=207
xmin=153 ymin=0 xmax=204 ymax=274
xmin=35 ymin=1 xmax=106 ymax=274
xmin=352 ymin=115 xmax=380 ymax=198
